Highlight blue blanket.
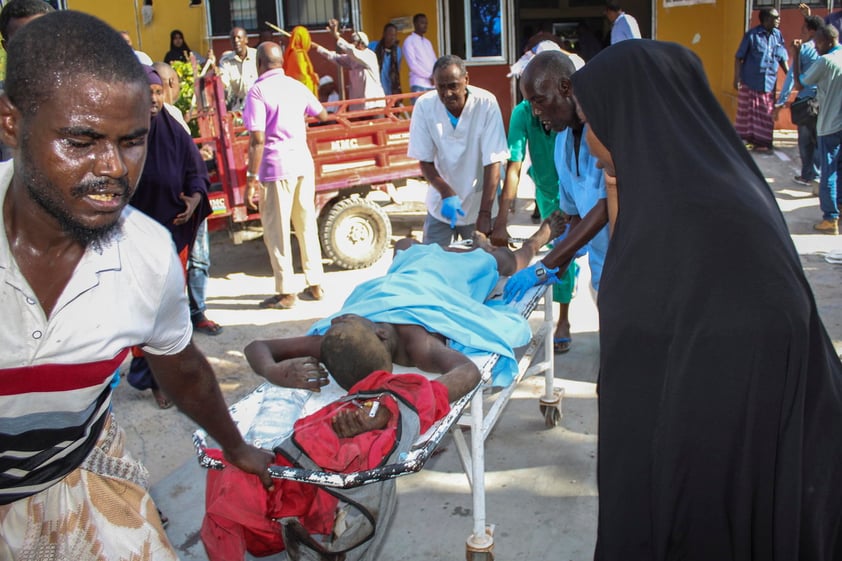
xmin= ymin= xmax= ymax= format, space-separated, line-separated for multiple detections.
xmin=308 ymin=244 xmax=531 ymax=386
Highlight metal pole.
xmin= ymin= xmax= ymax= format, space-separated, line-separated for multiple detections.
xmin=133 ymin=0 xmax=144 ymax=51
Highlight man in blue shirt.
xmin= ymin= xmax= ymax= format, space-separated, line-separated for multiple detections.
xmin=774 ymin=15 xmax=823 ymax=186
xmin=504 ymin=50 xmax=610 ymax=303
xmin=604 ymin=2 xmax=641 ymax=45
xmin=734 ymin=8 xmax=789 ymax=152
xmin=797 ymin=24 xmax=842 ymax=235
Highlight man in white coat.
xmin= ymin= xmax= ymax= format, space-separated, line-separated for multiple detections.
xmin=407 ymin=54 xmax=509 ymax=246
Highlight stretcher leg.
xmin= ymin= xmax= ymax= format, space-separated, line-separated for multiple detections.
xmin=466 ymin=524 xmax=494 ymax=560
xmin=538 ymin=288 xmax=563 ymax=427
xmin=468 ymin=388 xmax=490 ymax=554
xmin=542 ymin=287 xmax=555 ymax=401
xmin=452 ymin=426 xmax=473 ymax=487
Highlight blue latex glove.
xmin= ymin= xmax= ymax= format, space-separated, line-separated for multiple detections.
xmin=441 ymin=195 xmax=466 ymax=228
xmin=552 ymin=224 xmax=588 ymax=258
xmin=503 ymin=262 xmax=560 ymax=303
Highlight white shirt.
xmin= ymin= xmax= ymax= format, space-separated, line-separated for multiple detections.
xmin=611 ymin=12 xmax=641 ymax=44
xmin=165 ymin=102 xmax=191 ymax=134
xmin=218 ymin=46 xmax=258 ymax=111
xmin=134 ymin=49 xmax=153 ymax=66
xmin=403 ymin=32 xmax=437 ymax=88
xmin=0 ymin=160 xmax=191 ymax=500
xmin=407 ymin=86 xmax=509 ymax=226
xmin=0 ymin=162 xmax=191 ymax=370
xmin=317 ymin=38 xmax=386 ymax=110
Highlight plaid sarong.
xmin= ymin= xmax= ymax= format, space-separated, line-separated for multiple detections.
xmin=735 ymin=85 xmax=775 ymax=148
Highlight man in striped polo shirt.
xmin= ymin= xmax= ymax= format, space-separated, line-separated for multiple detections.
xmin=0 ymin=11 xmax=273 ymax=560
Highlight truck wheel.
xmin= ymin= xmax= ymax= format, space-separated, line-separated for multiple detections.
xmin=319 ymin=196 xmax=392 ymax=270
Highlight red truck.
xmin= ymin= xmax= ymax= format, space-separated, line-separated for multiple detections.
xmin=192 ymin=74 xmax=424 ymax=270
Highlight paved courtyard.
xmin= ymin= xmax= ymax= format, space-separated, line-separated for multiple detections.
xmin=111 ymin=130 xmax=842 ymax=560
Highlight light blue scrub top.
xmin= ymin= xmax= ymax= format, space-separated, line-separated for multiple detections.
xmin=554 ymin=125 xmax=610 ymax=291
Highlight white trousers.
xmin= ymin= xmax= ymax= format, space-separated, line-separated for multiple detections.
xmin=259 ymin=175 xmax=325 ymax=294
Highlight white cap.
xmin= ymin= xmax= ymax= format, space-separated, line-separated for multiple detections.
xmin=533 ymin=40 xmax=562 ymax=54
xmin=352 ymin=31 xmax=369 ymax=46
xmin=319 ymin=75 xmax=334 ymax=87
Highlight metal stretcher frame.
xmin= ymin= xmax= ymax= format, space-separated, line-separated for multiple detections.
xmin=192 ymin=281 xmax=561 ymax=559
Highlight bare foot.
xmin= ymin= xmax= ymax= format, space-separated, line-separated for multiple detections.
xmin=525 ymin=210 xmax=567 ymax=251
xmin=471 ymin=230 xmax=495 ymax=253
xmin=545 ymin=210 xmax=567 ymax=241
xmin=152 ymin=388 xmax=173 ymax=410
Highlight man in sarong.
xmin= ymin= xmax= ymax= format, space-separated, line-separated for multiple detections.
xmin=0 ymin=12 xmax=272 ymax=560
xmin=734 ymin=8 xmax=789 ymax=152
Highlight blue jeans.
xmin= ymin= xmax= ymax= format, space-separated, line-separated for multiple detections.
xmin=797 ymin=119 xmax=821 ymax=181
xmin=410 ymin=85 xmax=434 ymax=104
xmin=187 ymin=219 xmax=210 ymax=319
xmin=818 ymin=131 xmax=842 ymax=220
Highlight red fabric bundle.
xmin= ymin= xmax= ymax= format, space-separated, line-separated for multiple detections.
xmin=201 ymin=371 xmax=450 ymax=560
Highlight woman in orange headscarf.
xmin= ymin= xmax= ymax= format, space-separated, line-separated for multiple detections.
xmin=283 ymin=26 xmax=319 ymax=95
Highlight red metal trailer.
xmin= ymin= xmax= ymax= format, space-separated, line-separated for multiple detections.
xmin=192 ymin=74 xmax=424 ymax=269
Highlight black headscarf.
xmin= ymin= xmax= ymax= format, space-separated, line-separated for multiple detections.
xmin=571 ymin=39 xmax=842 ymax=560
xmin=131 ymin=108 xmax=210 ymax=253
xmin=164 ymin=29 xmax=191 ymax=64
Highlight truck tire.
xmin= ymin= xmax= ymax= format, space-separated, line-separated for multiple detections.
xmin=319 ymin=196 xmax=392 ymax=270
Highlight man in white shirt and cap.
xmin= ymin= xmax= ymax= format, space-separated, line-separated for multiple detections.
xmin=314 ymin=19 xmax=385 ymax=111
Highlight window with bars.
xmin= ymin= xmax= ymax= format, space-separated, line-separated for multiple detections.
xmin=230 ymin=0 xmax=258 ymax=30
xmin=284 ymin=0 xmax=352 ymax=29
xmin=208 ymin=0 xmax=352 ymax=36
xmin=752 ymin=1 xmax=836 ymax=8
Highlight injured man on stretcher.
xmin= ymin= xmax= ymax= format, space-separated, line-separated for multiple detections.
xmin=201 ymin=214 xmax=565 ymax=561
xmin=245 ymin=210 xmax=566 ymax=393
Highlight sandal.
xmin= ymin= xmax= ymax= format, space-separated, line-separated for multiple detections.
xmin=553 ymin=337 xmax=572 ymax=354
xmin=157 ymin=508 xmax=170 ymax=529
xmin=152 ymin=388 xmax=173 ymax=410
xmin=259 ymin=294 xmax=296 ymax=309
xmin=299 ymin=285 xmax=324 ymax=301
xmin=193 ymin=316 xmax=223 ymax=336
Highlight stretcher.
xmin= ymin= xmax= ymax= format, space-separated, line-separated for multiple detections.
xmin=193 ymin=276 xmax=562 ymax=560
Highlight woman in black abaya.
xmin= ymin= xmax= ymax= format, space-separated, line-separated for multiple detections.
xmin=164 ymin=29 xmax=192 ymax=64
xmin=571 ymin=39 xmax=842 ymax=561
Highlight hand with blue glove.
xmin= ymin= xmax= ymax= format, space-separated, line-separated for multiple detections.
xmin=552 ymin=224 xmax=588 ymax=258
xmin=440 ymin=195 xmax=466 ymax=229
xmin=503 ymin=261 xmax=560 ymax=303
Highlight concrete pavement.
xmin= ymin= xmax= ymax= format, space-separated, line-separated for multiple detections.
xmin=115 ymin=129 xmax=842 ymax=560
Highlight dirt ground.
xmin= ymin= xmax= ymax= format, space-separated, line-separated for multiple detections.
xmin=111 ymin=131 xmax=842 ymax=560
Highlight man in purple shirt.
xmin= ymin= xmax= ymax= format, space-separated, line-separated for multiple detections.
xmin=243 ymin=42 xmax=329 ymax=309
xmin=403 ymin=13 xmax=437 ymax=99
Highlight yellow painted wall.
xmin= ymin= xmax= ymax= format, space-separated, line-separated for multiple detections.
xmin=359 ymin=0 xmax=440 ymax=93
xmin=66 ymin=0 xmax=208 ymax=63
xmin=655 ymin=1 xmax=747 ymax=121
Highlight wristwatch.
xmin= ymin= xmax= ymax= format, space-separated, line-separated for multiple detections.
xmin=535 ymin=263 xmax=550 ymax=282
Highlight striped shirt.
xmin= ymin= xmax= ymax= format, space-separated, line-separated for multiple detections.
xmin=0 ymin=161 xmax=192 ymax=504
